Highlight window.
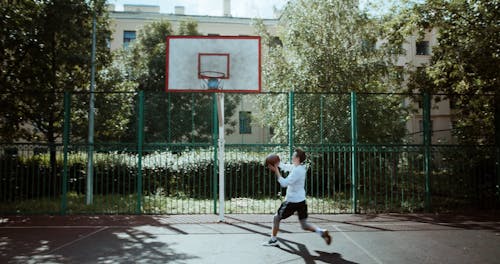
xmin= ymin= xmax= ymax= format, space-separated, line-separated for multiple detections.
xmin=123 ymin=30 xmax=136 ymax=49
xmin=269 ymin=36 xmax=282 ymax=47
xmin=239 ymin=111 xmax=252 ymax=134
xmin=416 ymin=41 xmax=430 ymax=55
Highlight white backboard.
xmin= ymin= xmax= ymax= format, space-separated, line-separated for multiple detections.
xmin=166 ymin=36 xmax=261 ymax=93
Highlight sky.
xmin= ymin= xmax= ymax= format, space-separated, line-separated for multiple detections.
xmin=108 ymin=0 xmax=290 ymax=18
xmin=107 ymin=1 xmax=394 ymax=19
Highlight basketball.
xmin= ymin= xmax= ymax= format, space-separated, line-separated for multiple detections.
xmin=265 ymin=154 xmax=280 ymax=166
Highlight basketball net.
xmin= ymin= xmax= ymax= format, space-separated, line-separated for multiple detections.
xmin=200 ymin=71 xmax=225 ymax=90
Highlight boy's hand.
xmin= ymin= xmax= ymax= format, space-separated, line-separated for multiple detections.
xmin=267 ymin=163 xmax=279 ymax=174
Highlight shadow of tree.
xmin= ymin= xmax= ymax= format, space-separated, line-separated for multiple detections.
xmin=1 ymin=215 xmax=198 ymax=263
xmin=382 ymin=212 xmax=500 ymax=232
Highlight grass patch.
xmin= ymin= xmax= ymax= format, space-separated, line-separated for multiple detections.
xmin=1 ymin=193 xmax=429 ymax=214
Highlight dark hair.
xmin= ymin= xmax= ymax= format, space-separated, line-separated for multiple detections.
xmin=294 ymin=148 xmax=306 ymax=163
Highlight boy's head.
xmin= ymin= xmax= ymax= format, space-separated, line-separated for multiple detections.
xmin=293 ymin=148 xmax=306 ymax=163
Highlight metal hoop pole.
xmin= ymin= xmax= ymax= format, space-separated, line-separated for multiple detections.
xmin=217 ymin=92 xmax=225 ymax=222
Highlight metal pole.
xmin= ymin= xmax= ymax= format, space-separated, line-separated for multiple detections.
xmin=288 ymin=91 xmax=294 ymax=159
xmin=191 ymin=93 xmax=195 ymax=143
xmin=136 ymin=91 xmax=144 ymax=214
xmin=61 ymin=91 xmax=71 ymax=215
xmin=320 ymin=95 xmax=324 ymax=145
xmin=217 ymin=93 xmax=225 ymax=222
xmin=495 ymin=93 xmax=500 ymax=205
xmin=350 ymin=91 xmax=358 ymax=213
xmin=212 ymin=94 xmax=218 ymax=214
xmin=168 ymin=93 xmax=172 ymax=142
xmin=86 ymin=6 xmax=97 ymax=205
xmin=423 ymin=92 xmax=432 ymax=211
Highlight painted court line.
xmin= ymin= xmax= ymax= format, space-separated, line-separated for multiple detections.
xmin=42 ymin=226 xmax=108 ymax=255
xmin=332 ymin=225 xmax=384 ymax=264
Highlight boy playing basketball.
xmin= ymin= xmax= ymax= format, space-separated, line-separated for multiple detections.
xmin=263 ymin=148 xmax=332 ymax=246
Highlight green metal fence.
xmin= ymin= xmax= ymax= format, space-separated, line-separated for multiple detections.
xmin=0 ymin=91 xmax=498 ymax=214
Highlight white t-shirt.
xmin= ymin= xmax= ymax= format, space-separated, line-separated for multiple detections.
xmin=277 ymin=163 xmax=306 ymax=203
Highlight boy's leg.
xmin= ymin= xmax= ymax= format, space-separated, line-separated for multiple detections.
xmin=262 ymin=214 xmax=281 ymax=246
xmin=263 ymin=202 xmax=290 ymax=246
xmin=272 ymin=213 xmax=281 ymax=236
xmin=272 ymin=201 xmax=288 ymax=237
xmin=297 ymin=201 xmax=318 ymax=232
xmin=297 ymin=201 xmax=332 ymax=245
xmin=299 ymin=218 xmax=319 ymax=232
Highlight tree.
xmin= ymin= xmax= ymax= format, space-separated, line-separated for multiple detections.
xmin=0 ymin=0 xmax=111 ymax=176
xmin=255 ymin=0 xmax=408 ymax=144
xmin=390 ymin=0 xmax=499 ymax=145
xmin=69 ymin=62 xmax=137 ymax=143
xmin=119 ymin=20 xmax=238 ymax=143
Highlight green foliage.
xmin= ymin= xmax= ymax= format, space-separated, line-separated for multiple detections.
xmin=258 ymin=0 xmax=401 ymax=93
xmin=1 ymin=145 xmax=496 ymax=214
xmin=389 ymin=0 xmax=499 ymax=144
xmin=254 ymin=0 xmax=408 ymax=143
xmin=0 ymin=0 xmax=112 ymax=143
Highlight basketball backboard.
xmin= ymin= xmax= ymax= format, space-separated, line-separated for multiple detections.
xmin=166 ymin=36 xmax=261 ymax=93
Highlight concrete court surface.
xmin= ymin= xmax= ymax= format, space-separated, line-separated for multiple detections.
xmin=1 ymin=213 xmax=499 ymax=264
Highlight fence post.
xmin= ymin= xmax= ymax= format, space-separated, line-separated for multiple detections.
xmin=288 ymin=91 xmax=294 ymax=158
xmin=167 ymin=93 xmax=172 ymax=142
xmin=495 ymin=93 xmax=500 ymax=204
xmin=350 ymin=91 xmax=358 ymax=213
xmin=61 ymin=91 xmax=71 ymax=215
xmin=423 ymin=92 xmax=432 ymax=212
xmin=191 ymin=93 xmax=195 ymax=143
xmin=136 ymin=91 xmax=144 ymax=214
xmin=212 ymin=93 xmax=218 ymax=214
xmin=320 ymin=95 xmax=324 ymax=145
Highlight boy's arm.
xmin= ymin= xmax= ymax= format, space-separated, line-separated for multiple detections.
xmin=276 ymin=167 xmax=301 ymax=188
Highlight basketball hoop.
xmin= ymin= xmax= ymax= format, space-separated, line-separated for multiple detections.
xmin=200 ymin=71 xmax=225 ymax=90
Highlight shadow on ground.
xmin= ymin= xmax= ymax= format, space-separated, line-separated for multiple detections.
xmin=225 ymin=215 xmax=358 ymax=264
xmin=382 ymin=212 xmax=500 ymax=232
xmin=1 ymin=215 xmax=198 ymax=263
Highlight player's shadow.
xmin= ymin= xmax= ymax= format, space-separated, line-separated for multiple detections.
xmin=277 ymin=239 xmax=358 ymax=264
xmin=225 ymin=216 xmax=358 ymax=264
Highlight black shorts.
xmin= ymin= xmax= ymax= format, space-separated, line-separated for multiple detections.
xmin=276 ymin=200 xmax=308 ymax=220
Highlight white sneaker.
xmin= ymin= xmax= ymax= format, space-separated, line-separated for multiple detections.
xmin=262 ymin=238 xmax=279 ymax=247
